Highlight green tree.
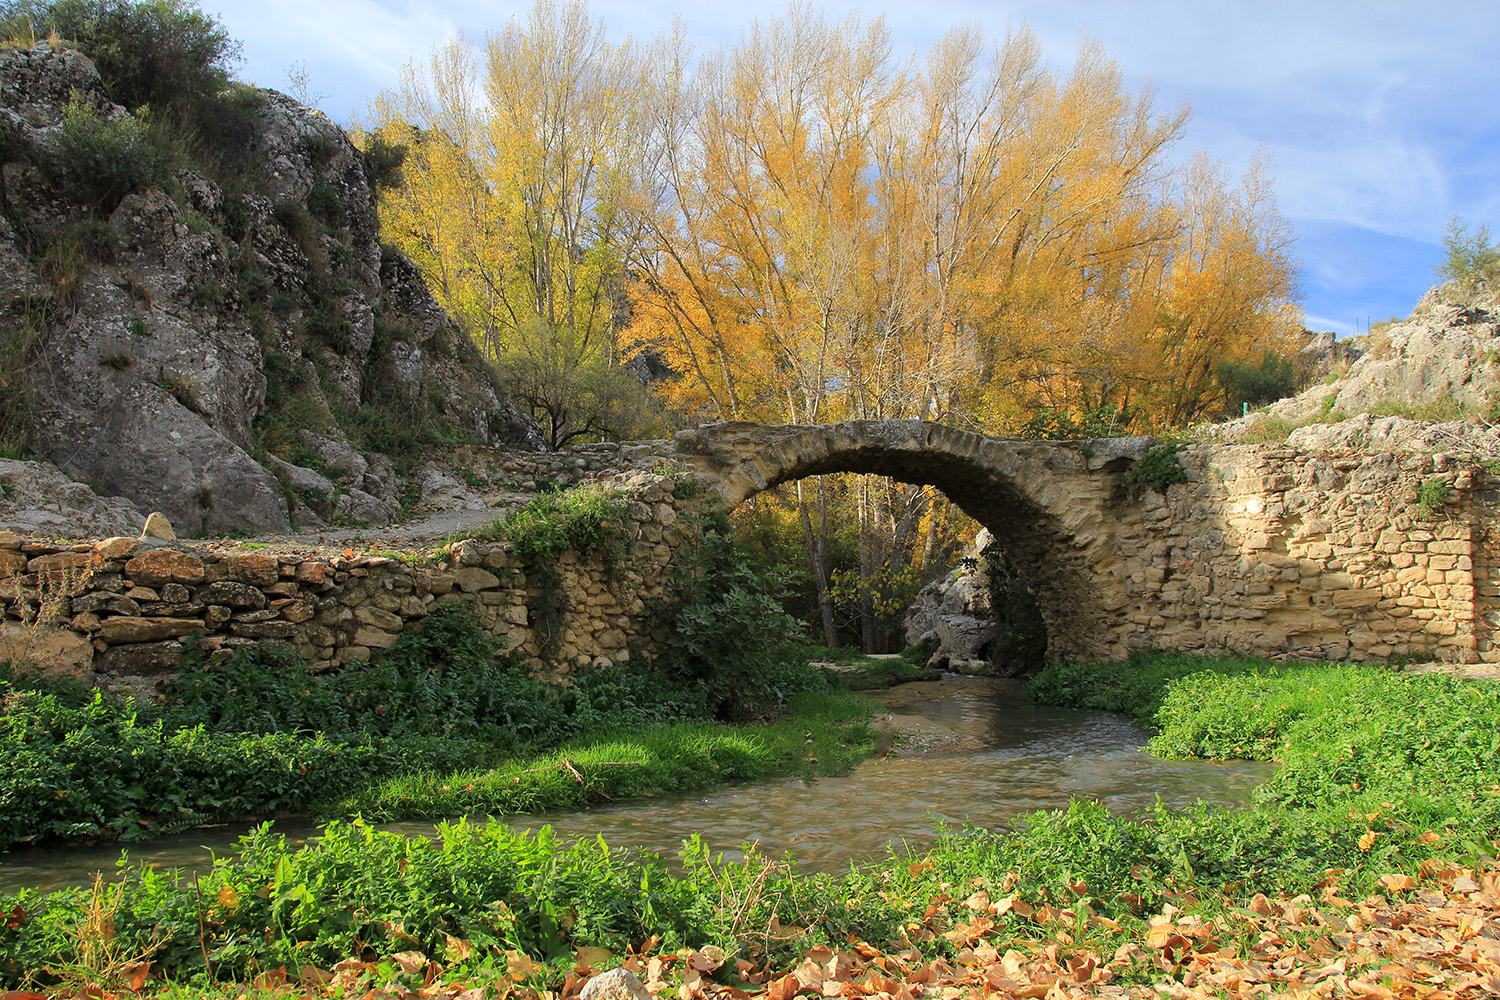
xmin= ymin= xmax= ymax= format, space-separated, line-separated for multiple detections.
xmin=496 ymin=318 xmax=662 ymax=449
xmin=1436 ymin=216 xmax=1499 ymax=290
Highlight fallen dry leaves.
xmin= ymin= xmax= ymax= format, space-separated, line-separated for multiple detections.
xmin=19 ymin=859 xmax=1500 ymax=1000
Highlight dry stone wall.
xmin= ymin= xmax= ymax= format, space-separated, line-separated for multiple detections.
xmin=5 ymin=422 xmax=1500 ymax=686
xmin=1124 ymin=443 xmax=1494 ymax=664
xmin=1 ymin=473 xmax=706 ymax=689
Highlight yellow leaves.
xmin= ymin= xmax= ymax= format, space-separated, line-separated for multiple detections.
xmin=1383 ymin=873 xmax=1418 ymax=893
xmin=1360 ymin=829 xmax=1381 ymax=852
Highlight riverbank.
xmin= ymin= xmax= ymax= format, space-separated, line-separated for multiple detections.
xmin=0 ymin=603 xmax=888 ymax=851
xmin=5 ymin=652 xmax=1498 ymax=996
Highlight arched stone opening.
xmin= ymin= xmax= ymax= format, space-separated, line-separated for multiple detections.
xmin=674 ymin=420 xmax=1151 ymax=663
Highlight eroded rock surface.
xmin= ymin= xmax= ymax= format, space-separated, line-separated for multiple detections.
xmin=0 ymin=43 xmax=542 ymax=534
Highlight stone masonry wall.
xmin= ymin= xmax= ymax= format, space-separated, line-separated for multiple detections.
xmin=674 ymin=421 xmax=1500 ymax=667
xmin=4 ymin=431 xmax=1500 ymax=686
xmin=0 ymin=472 xmax=704 ymax=689
xmin=1132 ymin=443 xmax=1497 ymax=664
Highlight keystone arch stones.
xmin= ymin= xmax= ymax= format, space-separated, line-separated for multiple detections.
xmin=673 ymin=420 xmax=1150 ymax=662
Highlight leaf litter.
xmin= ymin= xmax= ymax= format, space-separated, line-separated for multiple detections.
xmin=19 ymin=858 xmax=1500 ymax=1000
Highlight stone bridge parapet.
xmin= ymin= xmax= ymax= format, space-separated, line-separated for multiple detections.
xmin=3 ymin=421 xmax=1498 ymax=688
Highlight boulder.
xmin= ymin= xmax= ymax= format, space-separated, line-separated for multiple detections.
xmin=580 ymin=969 xmax=652 ymax=1000
xmin=415 ymin=462 xmax=487 ymax=512
xmin=0 ymin=459 xmax=143 ymax=537
xmin=0 ymin=622 xmax=93 ymax=683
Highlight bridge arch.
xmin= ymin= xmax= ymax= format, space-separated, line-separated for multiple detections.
xmin=673 ymin=420 xmax=1153 ymax=663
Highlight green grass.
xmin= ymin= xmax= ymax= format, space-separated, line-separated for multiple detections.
xmin=334 ymin=691 xmax=874 ymax=821
xmin=1026 ymin=654 xmax=1500 ymax=895
xmin=1022 ymin=649 xmax=1274 ymax=724
xmin=7 ymin=652 xmax=1500 ymax=993
xmin=798 ymin=645 xmax=936 ymax=690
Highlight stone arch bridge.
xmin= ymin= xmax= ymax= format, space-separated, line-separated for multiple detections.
xmin=7 ymin=419 xmax=1497 ymax=687
xmin=667 ymin=419 xmax=1499 ymax=666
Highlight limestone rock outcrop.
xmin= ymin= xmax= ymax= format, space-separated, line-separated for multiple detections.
xmin=0 ymin=43 xmax=542 ymax=535
xmin=1216 ymin=299 xmax=1500 ymax=446
xmin=0 ymin=458 xmax=144 ymax=537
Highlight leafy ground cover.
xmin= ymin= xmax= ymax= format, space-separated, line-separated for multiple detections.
xmin=0 ymin=602 xmax=871 ymax=850
xmin=5 ymin=652 xmax=1500 ymax=997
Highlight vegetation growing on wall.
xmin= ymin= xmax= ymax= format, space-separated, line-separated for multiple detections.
xmin=1122 ymin=441 xmax=1190 ymax=496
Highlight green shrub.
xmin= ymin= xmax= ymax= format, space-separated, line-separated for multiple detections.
xmin=1215 ymin=351 xmax=1298 ymax=414
xmin=306 ymin=181 xmax=345 ymax=226
xmin=1025 ymin=650 xmax=1273 ymax=724
xmin=43 ymin=93 xmax=160 ymax=212
xmin=362 ymin=132 xmax=407 ymax=192
xmin=1415 ymin=477 xmax=1452 ymax=519
xmin=490 ymin=484 xmax=631 ymax=571
xmin=1436 ymin=216 xmax=1499 ymax=290
xmin=651 ymin=516 xmax=812 ymax=720
xmin=1122 ymin=441 xmax=1188 ymax=496
xmin=5 ymin=0 xmax=240 ymax=113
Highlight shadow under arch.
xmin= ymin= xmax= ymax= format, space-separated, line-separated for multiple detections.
xmin=674 ymin=420 xmax=1151 ymax=663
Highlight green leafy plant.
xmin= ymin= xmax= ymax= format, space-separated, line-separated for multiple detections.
xmin=43 ymin=93 xmax=160 ymax=213
xmin=3 ymin=0 xmax=240 ymax=114
xmin=1122 ymin=441 xmax=1188 ymax=496
xmin=650 ymin=512 xmax=812 ymax=720
xmin=306 ymin=182 xmax=345 ymax=227
xmin=1415 ymin=476 xmax=1452 ymax=519
xmin=1436 ymin=216 xmax=1499 ymax=291
xmin=490 ymin=484 xmax=631 ymax=572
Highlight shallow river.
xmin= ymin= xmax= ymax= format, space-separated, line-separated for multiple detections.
xmin=0 ymin=676 xmax=1272 ymax=893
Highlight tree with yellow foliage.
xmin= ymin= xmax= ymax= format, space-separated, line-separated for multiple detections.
xmin=366 ymin=2 xmax=1303 ymax=648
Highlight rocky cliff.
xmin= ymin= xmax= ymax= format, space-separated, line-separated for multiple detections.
xmin=0 ymin=43 xmax=541 ymax=536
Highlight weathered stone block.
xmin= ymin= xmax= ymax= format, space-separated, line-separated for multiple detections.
xmin=96 ymin=616 xmax=202 ymax=644
xmin=353 ymin=627 xmax=398 ymax=648
xmin=230 ymin=620 xmax=297 ymax=640
xmin=356 ymin=606 xmax=403 ymax=631
xmin=452 ymin=567 xmax=500 ymax=592
xmin=125 ymin=550 xmax=205 ymax=587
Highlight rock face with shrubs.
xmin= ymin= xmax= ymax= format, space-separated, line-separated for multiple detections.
xmin=0 ymin=35 xmax=540 ymax=536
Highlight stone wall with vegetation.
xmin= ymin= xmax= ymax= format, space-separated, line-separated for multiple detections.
xmin=1132 ymin=442 xmax=1495 ymax=664
xmin=5 ymin=432 xmax=1500 ymax=686
xmin=1 ymin=472 xmax=706 ymax=689
xmin=676 ymin=421 xmax=1500 ymax=668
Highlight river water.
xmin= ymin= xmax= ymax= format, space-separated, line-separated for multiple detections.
xmin=0 ymin=676 xmax=1272 ymax=893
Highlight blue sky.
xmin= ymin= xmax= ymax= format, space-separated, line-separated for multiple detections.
xmin=208 ymin=0 xmax=1500 ymax=336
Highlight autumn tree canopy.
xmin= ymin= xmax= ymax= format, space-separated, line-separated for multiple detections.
xmin=366 ymin=1 xmax=1300 ymax=439
xmin=363 ymin=1 xmax=1305 ymax=648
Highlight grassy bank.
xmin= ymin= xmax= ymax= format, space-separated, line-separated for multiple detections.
xmin=332 ymin=691 xmax=875 ymax=821
xmin=0 ymin=603 xmax=876 ymax=849
xmin=5 ymin=651 xmax=1499 ymax=995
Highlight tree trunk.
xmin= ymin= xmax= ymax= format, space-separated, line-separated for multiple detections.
xmin=797 ymin=477 xmax=838 ymax=648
